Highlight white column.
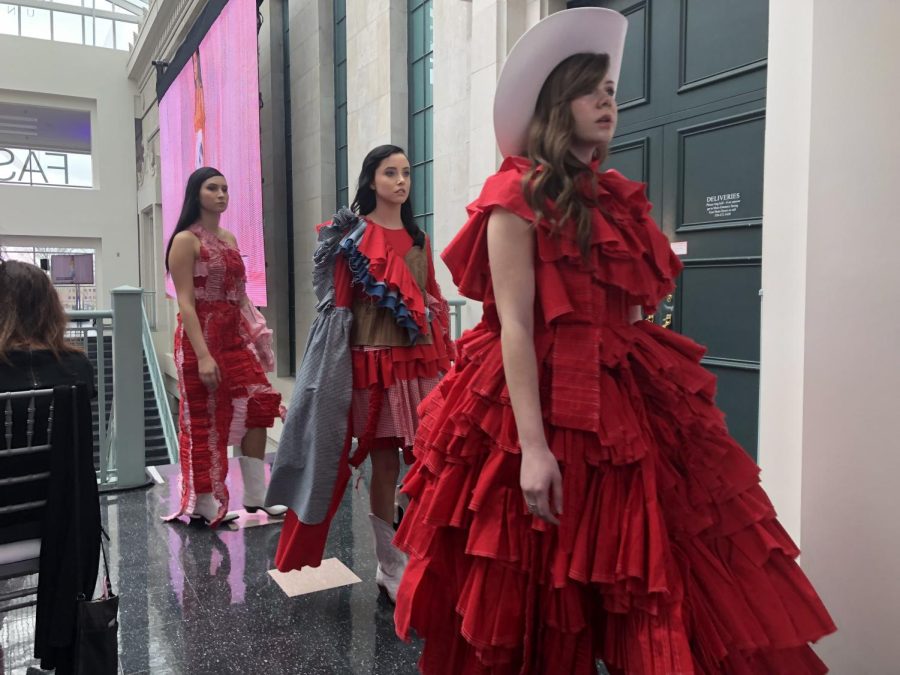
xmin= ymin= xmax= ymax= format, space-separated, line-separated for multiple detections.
xmin=761 ymin=1 xmax=900 ymax=670
xmin=758 ymin=0 xmax=814 ymax=543
xmin=801 ymin=1 xmax=900 ymax=670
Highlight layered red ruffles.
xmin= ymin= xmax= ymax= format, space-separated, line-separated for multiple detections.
xmin=351 ymin=338 xmax=452 ymax=389
xmin=346 ymin=223 xmax=454 ymax=445
xmin=333 ymin=221 xmax=455 ymax=386
xmin=393 ymin=157 xmax=835 ymax=674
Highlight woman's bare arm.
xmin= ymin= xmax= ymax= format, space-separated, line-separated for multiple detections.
xmin=487 ymin=208 xmax=562 ymax=524
xmin=169 ymin=231 xmax=220 ymax=389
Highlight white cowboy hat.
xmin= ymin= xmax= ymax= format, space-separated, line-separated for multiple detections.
xmin=493 ymin=8 xmax=628 ymax=158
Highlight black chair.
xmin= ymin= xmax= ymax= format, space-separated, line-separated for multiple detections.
xmin=0 ymin=388 xmax=55 ymax=613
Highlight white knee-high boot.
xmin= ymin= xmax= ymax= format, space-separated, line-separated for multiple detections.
xmin=369 ymin=513 xmax=407 ymax=602
xmin=238 ymin=456 xmax=287 ymax=516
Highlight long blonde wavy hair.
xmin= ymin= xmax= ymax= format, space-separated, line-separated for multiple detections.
xmin=523 ymin=52 xmax=611 ymax=257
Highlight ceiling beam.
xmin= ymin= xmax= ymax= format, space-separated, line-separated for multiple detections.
xmin=12 ymin=0 xmax=140 ymax=24
xmin=107 ymin=0 xmax=147 ymax=17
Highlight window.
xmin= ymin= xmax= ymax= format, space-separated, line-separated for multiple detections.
xmin=114 ymin=17 xmax=135 ymax=50
xmin=52 ymin=10 xmax=84 ymax=45
xmin=0 ymin=103 xmax=92 ymax=188
xmin=0 ymin=148 xmax=92 ymax=187
xmin=0 ymin=1 xmax=143 ymax=50
xmin=0 ymin=245 xmax=98 ymax=311
xmin=94 ymin=16 xmax=114 ymax=47
xmin=0 ymin=4 xmax=19 ymax=36
xmin=20 ymin=6 xmax=50 ymax=39
xmin=334 ymin=0 xmax=348 ymax=209
xmin=408 ymin=0 xmax=433 ymax=239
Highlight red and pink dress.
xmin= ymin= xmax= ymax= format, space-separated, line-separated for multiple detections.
xmin=394 ymin=157 xmax=836 ymax=675
xmin=170 ymin=224 xmax=283 ymax=526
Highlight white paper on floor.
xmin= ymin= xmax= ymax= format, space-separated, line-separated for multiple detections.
xmin=268 ymin=558 xmax=363 ymax=597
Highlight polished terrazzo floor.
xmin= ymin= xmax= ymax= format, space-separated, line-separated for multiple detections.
xmin=2 ymin=458 xmax=614 ymax=675
xmin=1 ymin=457 xmax=423 ymax=674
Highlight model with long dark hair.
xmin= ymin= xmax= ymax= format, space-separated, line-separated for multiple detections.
xmin=267 ymin=145 xmax=454 ymax=601
xmin=393 ymin=9 xmax=835 ymax=674
xmin=164 ymin=166 xmax=286 ymax=527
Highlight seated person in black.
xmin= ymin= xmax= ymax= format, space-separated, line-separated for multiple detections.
xmin=0 ymin=260 xmax=95 ymax=546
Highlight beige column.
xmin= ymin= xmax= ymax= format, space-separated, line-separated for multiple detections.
xmin=467 ymin=0 xmax=562 ymax=197
xmin=287 ymin=0 xmax=337 ymax=355
xmin=346 ymin=0 xmax=409 ymax=179
xmin=431 ymin=0 xmax=472 ymax=307
xmin=258 ymin=0 xmax=292 ymax=375
xmin=431 ymin=0 xmax=563 ymax=329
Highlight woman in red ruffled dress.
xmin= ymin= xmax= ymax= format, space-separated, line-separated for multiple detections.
xmin=394 ymin=9 xmax=835 ymax=674
xmin=165 ymin=167 xmax=286 ymax=527
xmin=267 ymin=145 xmax=454 ymax=601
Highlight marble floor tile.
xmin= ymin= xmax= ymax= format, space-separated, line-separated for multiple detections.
xmin=3 ymin=456 xmax=427 ymax=675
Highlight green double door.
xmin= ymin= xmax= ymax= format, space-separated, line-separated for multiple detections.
xmin=571 ymin=0 xmax=769 ymax=458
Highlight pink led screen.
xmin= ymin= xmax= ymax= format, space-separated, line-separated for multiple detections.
xmin=159 ymin=0 xmax=267 ymax=305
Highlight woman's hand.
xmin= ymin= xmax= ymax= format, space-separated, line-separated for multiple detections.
xmin=520 ymin=444 xmax=563 ymax=525
xmin=198 ymin=355 xmax=221 ymax=391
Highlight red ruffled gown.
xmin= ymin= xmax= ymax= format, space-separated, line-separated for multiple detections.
xmin=394 ymin=157 xmax=836 ymax=674
xmin=170 ymin=224 xmax=283 ymax=526
xmin=274 ymin=219 xmax=454 ymax=571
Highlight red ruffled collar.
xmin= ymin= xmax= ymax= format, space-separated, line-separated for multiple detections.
xmin=446 ymin=156 xmax=682 ymax=311
xmin=355 ymin=220 xmax=429 ymax=333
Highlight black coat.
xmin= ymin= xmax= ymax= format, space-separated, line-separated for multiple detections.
xmin=34 ymin=384 xmax=101 ymax=673
xmin=0 ymin=352 xmax=100 ymax=673
xmin=0 ymin=349 xmax=95 ymax=545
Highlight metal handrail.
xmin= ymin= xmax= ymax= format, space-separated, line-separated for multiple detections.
xmin=0 ymin=389 xmax=54 ymax=400
xmin=447 ymin=299 xmax=467 ymax=340
xmin=68 ymin=310 xmax=113 ymax=320
xmin=66 ymin=310 xmax=113 ymax=484
xmin=141 ymin=302 xmax=178 ymax=465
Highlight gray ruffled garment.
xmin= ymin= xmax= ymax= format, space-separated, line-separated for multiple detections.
xmin=264 ymin=209 xmax=358 ymax=524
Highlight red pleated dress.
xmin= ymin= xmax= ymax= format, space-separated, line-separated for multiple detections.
xmin=170 ymin=224 xmax=283 ymax=526
xmin=393 ymin=157 xmax=836 ymax=675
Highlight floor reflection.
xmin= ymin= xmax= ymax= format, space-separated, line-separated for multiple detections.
xmin=1 ymin=456 xmax=422 ymax=674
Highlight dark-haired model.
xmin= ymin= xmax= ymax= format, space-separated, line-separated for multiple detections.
xmin=267 ymin=145 xmax=455 ymax=602
xmin=165 ymin=167 xmax=286 ymax=527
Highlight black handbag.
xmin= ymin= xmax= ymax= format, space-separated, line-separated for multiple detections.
xmin=73 ymin=527 xmax=118 ymax=675
xmin=69 ymin=384 xmax=119 ymax=675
